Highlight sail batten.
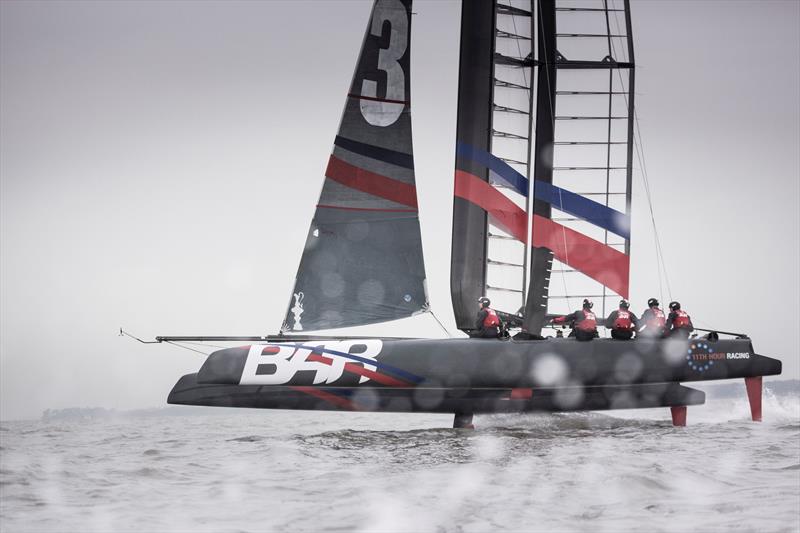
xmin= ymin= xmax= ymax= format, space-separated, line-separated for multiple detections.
xmin=284 ymin=0 xmax=427 ymax=333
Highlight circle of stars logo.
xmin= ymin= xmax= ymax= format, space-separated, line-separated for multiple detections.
xmin=686 ymin=342 xmax=715 ymax=372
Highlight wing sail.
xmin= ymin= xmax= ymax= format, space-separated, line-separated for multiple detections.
xmin=451 ymin=0 xmax=636 ymax=333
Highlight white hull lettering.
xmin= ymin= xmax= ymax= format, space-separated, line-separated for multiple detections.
xmin=239 ymin=340 xmax=383 ymax=385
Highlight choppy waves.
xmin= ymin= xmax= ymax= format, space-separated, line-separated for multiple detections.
xmin=1 ymin=391 xmax=799 ymax=532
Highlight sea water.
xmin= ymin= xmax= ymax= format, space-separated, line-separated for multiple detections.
xmin=2 ymin=386 xmax=799 ymax=532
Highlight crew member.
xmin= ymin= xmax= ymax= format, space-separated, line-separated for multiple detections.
xmin=551 ymin=299 xmax=598 ymax=341
xmin=475 ymin=296 xmax=501 ymax=338
xmin=605 ymin=299 xmax=639 ymax=340
xmin=666 ymin=301 xmax=694 ymax=338
xmin=639 ymin=298 xmax=666 ymax=337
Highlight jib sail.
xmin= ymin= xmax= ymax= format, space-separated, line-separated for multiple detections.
xmin=283 ymin=0 xmax=428 ymax=332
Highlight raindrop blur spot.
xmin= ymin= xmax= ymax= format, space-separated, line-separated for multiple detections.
xmin=531 ymin=354 xmax=569 ymax=386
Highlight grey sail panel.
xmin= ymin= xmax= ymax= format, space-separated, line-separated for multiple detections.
xmin=283 ymin=0 xmax=427 ymax=332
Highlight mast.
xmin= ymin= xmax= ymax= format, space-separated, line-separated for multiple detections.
xmin=522 ymin=0 xmax=557 ymax=333
xmin=450 ymin=1 xmax=495 ymax=332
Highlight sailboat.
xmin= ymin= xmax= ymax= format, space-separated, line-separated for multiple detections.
xmin=157 ymin=0 xmax=781 ymax=428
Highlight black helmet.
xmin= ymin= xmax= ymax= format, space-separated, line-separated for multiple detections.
xmin=582 ymin=298 xmax=593 ymax=309
xmin=669 ymin=301 xmax=681 ymax=311
xmin=648 ymin=298 xmax=659 ymax=308
xmin=478 ymin=296 xmax=491 ymax=308
xmin=619 ymin=299 xmax=630 ymax=309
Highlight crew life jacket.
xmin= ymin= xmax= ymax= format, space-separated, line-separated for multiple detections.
xmin=613 ymin=310 xmax=634 ymax=331
xmin=576 ymin=310 xmax=597 ymax=332
xmin=483 ymin=308 xmax=500 ymax=328
xmin=672 ymin=309 xmax=691 ymax=329
xmin=647 ymin=308 xmax=666 ymax=329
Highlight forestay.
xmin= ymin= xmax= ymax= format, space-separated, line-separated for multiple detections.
xmin=283 ymin=0 xmax=428 ymax=332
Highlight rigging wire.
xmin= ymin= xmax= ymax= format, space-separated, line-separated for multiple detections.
xmin=173 ymin=340 xmax=232 ymax=350
xmin=536 ymin=0 xmax=574 ymax=314
xmin=609 ymin=0 xmax=672 ymax=304
xmin=509 ymin=1 xmax=530 ymax=89
xmin=163 ymin=340 xmax=212 ymax=356
xmin=495 ymin=1 xmax=532 ymax=311
xmin=119 ymin=328 xmax=234 ymax=354
xmin=429 ymin=308 xmax=454 ymax=338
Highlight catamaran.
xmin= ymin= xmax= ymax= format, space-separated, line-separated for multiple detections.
xmin=133 ymin=0 xmax=781 ymax=428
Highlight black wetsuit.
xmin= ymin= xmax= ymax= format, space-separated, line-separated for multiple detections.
xmin=666 ymin=310 xmax=694 ymax=338
xmin=605 ymin=309 xmax=639 ymax=340
xmin=554 ymin=309 xmax=598 ymax=341
xmin=475 ymin=308 xmax=500 ymax=338
xmin=639 ymin=307 xmax=667 ymax=338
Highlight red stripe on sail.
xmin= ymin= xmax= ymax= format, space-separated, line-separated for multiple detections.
xmin=347 ymin=93 xmax=409 ymax=105
xmin=326 ymin=155 xmax=418 ymax=208
xmin=531 ymin=215 xmax=630 ymax=299
xmin=317 ymin=204 xmax=417 ymax=213
xmin=454 ymin=170 xmax=527 ymax=242
xmin=454 ymin=170 xmax=630 ymax=298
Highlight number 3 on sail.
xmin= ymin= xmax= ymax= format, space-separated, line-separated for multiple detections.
xmin=358 ymin=0 xmax=408 ymax=127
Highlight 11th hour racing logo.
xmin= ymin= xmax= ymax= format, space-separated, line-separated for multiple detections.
xmin=686 ymin=342 xmax=750 ymax=373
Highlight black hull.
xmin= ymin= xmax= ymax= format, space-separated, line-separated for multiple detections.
xmin=169 ymin=373 xmax=705 ymax=414
xmin=167 ymin=337 xmax=780 ymax=416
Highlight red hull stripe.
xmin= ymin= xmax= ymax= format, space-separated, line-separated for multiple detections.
xmin=307 ymin=353 xmax=334 ymax=365
xmin=306 ymin=353 xmax=410 ymax=387
xmin=317 ymin=204 xmax=417 ymax=213
xmin=289 ymin=386 xmax=357 ymax=410
xmin=510 ymin=388 xmax=533 ymax=400
xmin=342 ymin=363 xmax=410 ymax=387
xmin=347 ymin=93 xmax=409 ymax=105
xmin=454 ymin=170 xmax=630 ymax=298
xmin=326 ymin=155 xmax=418 ymax=208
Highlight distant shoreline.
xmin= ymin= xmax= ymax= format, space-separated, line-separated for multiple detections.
xmin=0 ymin=378 xmax=795 ymax=424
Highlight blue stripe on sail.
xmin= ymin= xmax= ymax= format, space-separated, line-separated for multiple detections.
xmin=335 ymin=135 xmax=414 ymax=169
xmin=533 ymin=182 xmax=630 ymax=240
xmin=456 ymin=142 xmax=630 ymax=240
xmin=456 ymin=142 xmax=528 ymax=197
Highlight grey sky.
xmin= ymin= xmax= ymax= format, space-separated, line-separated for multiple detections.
xmin=1 ymin=0 xmax=798 ymax=420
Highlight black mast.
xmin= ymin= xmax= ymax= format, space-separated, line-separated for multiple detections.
xmin=450 ymin=0 xmax=496 ymax=331
xmin=521 ymin=0 xmax=557 ymax=334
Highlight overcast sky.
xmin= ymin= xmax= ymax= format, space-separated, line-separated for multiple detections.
xmin=1 ymin=0 xmax=798 ymax=420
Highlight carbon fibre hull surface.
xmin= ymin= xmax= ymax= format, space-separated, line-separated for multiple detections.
xmin=168 ymin=374 xmax=705 ymax=413
xmin=167 ymin=337 xmax=780 ymax=413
